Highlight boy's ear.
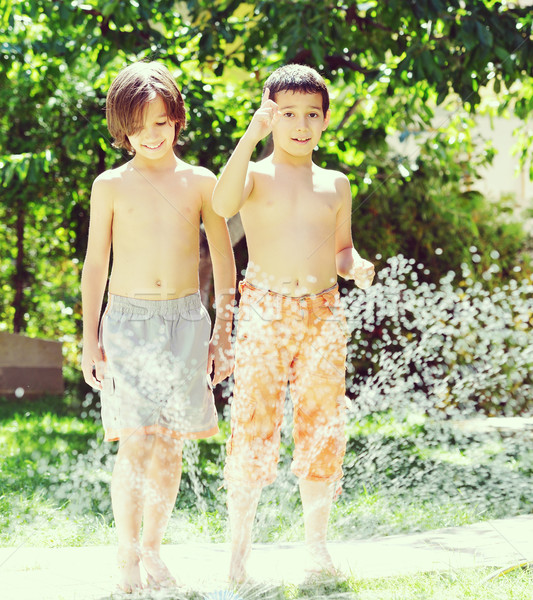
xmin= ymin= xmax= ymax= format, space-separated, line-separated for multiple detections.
xmin=322 ymin=109 xmax=331 ymax=131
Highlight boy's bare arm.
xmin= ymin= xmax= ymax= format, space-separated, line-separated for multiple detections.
xmin=212 ymin=88 xmax=279 ymax=218
xmin=334 ymin=175 xmax=375 ymax=289
xmin=81 ymin=177 xmax=113 ymax=389
xmin=202 ymin=173 xmax=237 ymax=385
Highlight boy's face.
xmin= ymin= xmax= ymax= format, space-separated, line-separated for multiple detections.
xmin=271 ymin=90 xmax=330 ymax=157
xmin=127 ymin=93 xmax=176 ymax=159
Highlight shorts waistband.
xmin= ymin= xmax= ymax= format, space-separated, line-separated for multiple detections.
xmin=238 ymin=280 xmax=339 ymax=308
xmin=107 ymin=292 xmax=203 ymax=317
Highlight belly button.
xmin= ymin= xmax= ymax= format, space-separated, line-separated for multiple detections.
xmin=155 ymin=280 xmax=161 ymax=287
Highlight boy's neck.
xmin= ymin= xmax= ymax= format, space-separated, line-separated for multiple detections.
xmin=271 ymin=146 xmax=314 ymax=168
xmin=131 ymin=150 xmax=179 ymax=172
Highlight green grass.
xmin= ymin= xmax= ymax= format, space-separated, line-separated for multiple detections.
xmin=345 ymin=568 xmax=533 ymax=600
xmin=1 ymin=396 xmax=532 ymax=547
xmin=1 ymin=395 xmax=532 ymax=598
xmin=0 ymin=395 xmax=114 ymax=546
xmin=1 ymin=395 xmax=531 ymax=549
xmin=98 ymin=568 xmax=532 ymax=599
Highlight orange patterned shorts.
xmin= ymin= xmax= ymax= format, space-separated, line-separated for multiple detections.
xmin=224 ymin=281 xmax=348 ymax=488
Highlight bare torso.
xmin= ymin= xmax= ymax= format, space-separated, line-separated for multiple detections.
xmin=106 ymin=161 xmax=206 ymax=299
xmin=241 ymin=158 xmax=344 ymax=296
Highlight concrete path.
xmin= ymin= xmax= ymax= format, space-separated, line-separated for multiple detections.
xmin=1 ymin=515 xmax=532 ymax=600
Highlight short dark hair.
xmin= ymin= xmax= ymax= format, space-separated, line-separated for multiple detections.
xmin=106 ymin=61 xmax=187 ymax=154
xmin=263 ymin=64 xmax=329 ymax=115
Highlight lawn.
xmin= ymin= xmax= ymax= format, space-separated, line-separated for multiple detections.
xmin=1 ymin=393 xmax=532 ymax=598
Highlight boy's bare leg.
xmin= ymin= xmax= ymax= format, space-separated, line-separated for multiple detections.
xmin=112 ymin=434 xmax=155 ymax=593
xmin=227 ymin=483 xmax=262 ymax=583
xmin=141 ymin=435 xmax=183 ymax=588
xmin=299 ymin=479 xmax=336 ymax=574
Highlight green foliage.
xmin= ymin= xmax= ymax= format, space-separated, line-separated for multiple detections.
xmin=0 ymin=0 xmax=532 ymax=385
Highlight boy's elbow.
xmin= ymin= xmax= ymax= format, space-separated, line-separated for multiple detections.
xmin=335 ymin=249 xmax=352 ymax=279
xmin=213 ymin=197 xmax=237 ymax=219
xmin=214 ymin=206 xmax=233 ymax=219
xmin=337 ymin=265 xmax=352 ymax=280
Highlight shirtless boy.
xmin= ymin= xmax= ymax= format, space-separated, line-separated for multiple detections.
xmin=81 ymin=61 xmax=235 ymax=592
xmin=212 ymin=64 xmax=375 ymax=582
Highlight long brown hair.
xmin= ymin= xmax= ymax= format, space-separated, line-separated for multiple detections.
xmin=106 ymin=61 xmax=187 ymax=154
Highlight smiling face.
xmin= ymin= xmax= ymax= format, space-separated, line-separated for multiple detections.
xmin=271 ymin=90 xmax=330 ymax=162
xmin=127 ymin=93 xmax=176 ymax=162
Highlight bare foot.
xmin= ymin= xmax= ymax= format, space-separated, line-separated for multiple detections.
xmin=228 ymin=543 xmax=252 ymax=584
xmin=141 ymin=548 xmax=177 ymax=589
xmin=117 ymin=546 xmax=143 ymax=593
xmin=228 ymin=564 xmax=248 ymax=584
xmin=304 ymin=543 xmax=339 ymax=578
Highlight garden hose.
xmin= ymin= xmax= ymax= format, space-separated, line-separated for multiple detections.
xmin=484 ymin=561 xmax=532 ymax=582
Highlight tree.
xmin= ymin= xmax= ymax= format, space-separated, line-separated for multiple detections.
xmin=184 ymin=0 xmax=533 ymax=273
xmin=0 ymin=0 xmax=531 ymax=372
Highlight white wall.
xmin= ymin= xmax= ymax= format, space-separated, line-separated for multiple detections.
xmin=388 ymin=110 xmax=533 ymax=233
xmin=472 ymin=114 xmax=531 ymax=217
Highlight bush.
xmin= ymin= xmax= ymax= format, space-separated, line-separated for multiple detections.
xmin=344 ymin=254 xmax=532 ymax=416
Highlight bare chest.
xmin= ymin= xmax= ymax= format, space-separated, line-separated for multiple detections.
xmin=113 ymin=177 xmax=201 ymax=234
xmin=247 ymin=174 xmax=340 ymax=223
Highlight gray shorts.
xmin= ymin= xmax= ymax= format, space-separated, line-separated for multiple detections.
xmin=99 ymin=293 xmax=218 ymax=441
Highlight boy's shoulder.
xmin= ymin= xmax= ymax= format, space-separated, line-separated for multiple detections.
xmin=251 ymin=157 xmax=349 ymax=186
xmin=93 ymin=160 xmax=216 ymax=187
xmin=179 ymin=161 xmax=217 ymax=184
xmin=175 ymin=161 xmax=217 ymax=198
xmin=312 ymin=162 xmax=350 ymax=184
xmin=92 ymin=162 xmax=131 ymax=187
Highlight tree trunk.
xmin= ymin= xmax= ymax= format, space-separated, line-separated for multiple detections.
xmin=13 ymin=207 xmax=25 ymax=333
xmin=199 ymin=231 xmax=212 ymax=309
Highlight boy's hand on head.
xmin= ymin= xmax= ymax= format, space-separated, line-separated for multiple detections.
xmin=244 ymin=87 xmax=279 ymax=144
xmin=352 ymin=256 xmax=375 ymax=290
xmin=81 ymin=343 xmax=106 ymax=390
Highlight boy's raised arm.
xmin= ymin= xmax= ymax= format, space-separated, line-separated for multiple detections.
xmin=213 ymin=88 xmax=279 ymax=218
xmin=81 ymin=177 xmax=113 ymax=389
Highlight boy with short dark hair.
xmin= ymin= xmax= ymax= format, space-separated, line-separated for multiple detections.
xmin=81 ymin=61 xmax=235 ymax=592
xmin=213 ymin=63 xmax=374 ymax=582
